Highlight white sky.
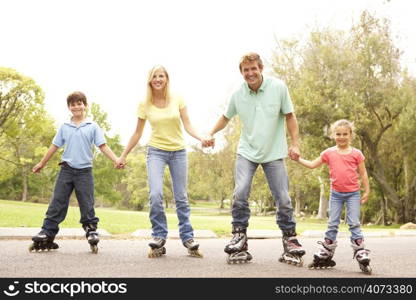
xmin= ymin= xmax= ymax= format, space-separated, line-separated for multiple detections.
xmin=1 ymin=0 xmax=415 ymax=147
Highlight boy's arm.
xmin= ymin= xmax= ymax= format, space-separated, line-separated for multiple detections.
xmin=297 ymin=157 xmax=323 ymax=169
xmin=98 ymin=144 xmax=118 ymax=164
xmin=32 ymin=144 xmax=59 ymax=173
xmin=358 ymin=161 xmax=370 ymax=204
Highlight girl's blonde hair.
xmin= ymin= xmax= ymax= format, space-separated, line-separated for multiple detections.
xmin=329 ymin=119 xmax=356 ymax=139
xmin=145 ymin=65 xmax=172 ymax=107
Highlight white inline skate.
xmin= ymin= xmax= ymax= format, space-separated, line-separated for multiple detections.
xmin=279 ymin=230 xmax=305 ymax=267
xmin=351 ymin=239 xmax=372 ymax=274
xmin=224 ymin=226 xmax=253 ymax=264
xmin=308 ymin=239 xmax=337 ymax=269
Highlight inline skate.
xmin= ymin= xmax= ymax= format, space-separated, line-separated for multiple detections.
xmin=183 ymin=238 xmax=203 ymax=258
xmin=308 ymin=239 xmax=337 ymax=269
xmin=148 ymin=237 xmax=167 ymax=258
xmin=278 ymin=229 xmax=305 ymax=267
xmin=29 ymin=230 xmax=59 ymax=252
xmin=351 ymin=239 xmax=372 ymax=275
xmin=84 ymin=223 xmax=99 ymax=254
xmin=224 ymin=226 xmax=253 ymax=264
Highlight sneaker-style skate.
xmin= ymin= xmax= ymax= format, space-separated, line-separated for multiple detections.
xmin=351 ymin=239 xmax=372 ymax=275
xmin=84 ymin=224 xmax=100 ymax=254
xmin=148 ymin=237 xmax=166 ymax=258
xmin=183 ymin=239 xmax=203 ymax=258
xmin=279 ymin=230 xmax=305 ymax=267
xmin=29 ymin=231 xmax=59 ymax=252
xmin=308 ymin=239 xmax=337 ymax=269
xmin=224 ymin=226 xmax=252 ymax=264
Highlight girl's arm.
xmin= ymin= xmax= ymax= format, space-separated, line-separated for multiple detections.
xmin=297 ymin=157 xmax=324 ymax=169
xmin=180 ymin=107 xmax=211 ymax=146
xmin=118 ymin=118 xmax=146 ymax=165
xmin=358 ymin=161 xmax=370 ymax=204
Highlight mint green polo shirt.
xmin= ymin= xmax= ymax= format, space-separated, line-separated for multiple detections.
xmin=224 ymin=76 xmax=294 ymax=163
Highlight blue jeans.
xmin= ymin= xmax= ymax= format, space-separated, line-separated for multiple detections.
xmin=42 ymin=163 xmax=99 ymax=237
xmin=325 ymin=190 xmax=363 ymax=242
xmin=232 ymin=155 xmax=296 ymax=231
xmin=146 ymin=146 xmax=194 ymax=242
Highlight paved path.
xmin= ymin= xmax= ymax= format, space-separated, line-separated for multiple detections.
xmin=1 ymin=236 xmax=416 ymax=278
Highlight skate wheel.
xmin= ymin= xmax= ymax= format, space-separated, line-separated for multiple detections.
xmin=28 ymin=244 xmax=35 ymax=252
xmin=148 ymin=247 xmax=165 ymax=258
xmin=188 ymin=250 xmax=203 ymax=258
xmin=90 ymin=245 xmax=98 ymax=254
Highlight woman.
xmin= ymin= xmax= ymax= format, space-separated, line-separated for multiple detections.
xmin=117 ymin=65 xmax=210 ymax=258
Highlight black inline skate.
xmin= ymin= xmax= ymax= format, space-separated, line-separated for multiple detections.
xmin=84 ymin=223 xmax=99 ymax=254
xmin=148 ymin=237 xmax=167 ymax=258
xmin=351 ymin=239 xmax=372 ymax=275
xmin=224 ymin=226 xmax=253 ymax=264
xmin=279 ymin=229 xmax=305 ymax=267
xmin=29 ymin=230 xmax=59 ymax=252
xmin=183 ymin=238 xmax=203 ymax=258
xmin=308 ymin=238 xmax=337 ymax=269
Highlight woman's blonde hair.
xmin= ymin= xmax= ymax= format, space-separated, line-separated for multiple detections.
xmin=329 ymin=119 xmax=356 ymax=139
xmin=145 ymin=65 xmax=172 ymax=107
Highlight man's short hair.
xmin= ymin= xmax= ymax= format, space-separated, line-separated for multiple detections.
xmin=239 ymin=52 xmax=264 ymax=72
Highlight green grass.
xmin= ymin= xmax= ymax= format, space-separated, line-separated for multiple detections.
xmin=0 ymin=199 xmax=399 ymax=236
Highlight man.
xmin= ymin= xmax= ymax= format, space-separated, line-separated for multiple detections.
xmin=208 ymin=52 xmax=305 ymax=265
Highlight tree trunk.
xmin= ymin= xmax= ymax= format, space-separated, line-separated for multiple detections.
xmin=403 ymin=155 xmax=416 ymax=222
xmin=361 ymin=132 xmax=406 ymax=222
xmin=21 ymin=165 xmax=28 ymax=202
xmin=316 ymin=176 xmax=328 ymax=219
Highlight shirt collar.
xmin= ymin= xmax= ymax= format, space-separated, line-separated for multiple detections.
xmin=245 ymin=76 xmax=268 ymax=95
xmin=64 ymin=117 xmax=93 ymax=127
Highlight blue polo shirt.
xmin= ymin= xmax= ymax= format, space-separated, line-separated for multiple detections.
xmin=224 ymin=76 xmax=294 ymax=163
xmin=52 ymin=118 xmax=106 ymax=169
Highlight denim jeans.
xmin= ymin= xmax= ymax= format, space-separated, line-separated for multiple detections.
xmin=146 ymin=146 xmax=194 ymax=242
xmin=42 ymin=163 xmax=99 ymax=237
xmin=325 ymin=190 xmax=363 ymax=242
xmin=232 ymin=155 xmax=296 ymax=231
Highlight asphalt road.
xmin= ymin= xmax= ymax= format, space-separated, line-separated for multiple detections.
xmin=1 ymin=236 xmax=415 ymax=278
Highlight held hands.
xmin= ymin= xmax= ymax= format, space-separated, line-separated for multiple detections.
xmin=288 ymin=144 xmax=300 ymax=161
xmin=201 ymin=135 xmax=215 ymax=148
xmin=115 ymin=157 xmax=126 ymax=169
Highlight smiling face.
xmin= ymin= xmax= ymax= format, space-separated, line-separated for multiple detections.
xmin=240 ymin=61 xmax=263 ymax=92
xmin=68 ymin=100 xmax=86 ymax=118
xmin=333 ymin=125 xmax=352 ymax=148
xmin=150 ymin=68 xmax=168 ymax=92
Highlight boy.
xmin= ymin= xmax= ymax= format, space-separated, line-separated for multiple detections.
xmin=30 ymin=91 xmax=119 ymax=253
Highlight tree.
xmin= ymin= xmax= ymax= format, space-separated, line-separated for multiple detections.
xmin=0 ymin=69 xmax=56 ymax=201
xmin=271 ymin=10 xmax=416 ymax=223
xmin=0 ymin=67 xmax=43 ymax=135
xmin=88 ymin=102 xmax=125 ymax=205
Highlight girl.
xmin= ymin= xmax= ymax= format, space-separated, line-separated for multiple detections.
xmin=295 ymin=119 xmax=371 ymax=274
xmin=117 ymin=65 xmax=211 ymax=258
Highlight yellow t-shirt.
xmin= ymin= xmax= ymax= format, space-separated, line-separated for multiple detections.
xmin=138 ymin=96 xmax=186 ymax=151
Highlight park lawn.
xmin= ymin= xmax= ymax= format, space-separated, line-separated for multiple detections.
xmin=0 ymin=199 xmax=398 ymax=236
